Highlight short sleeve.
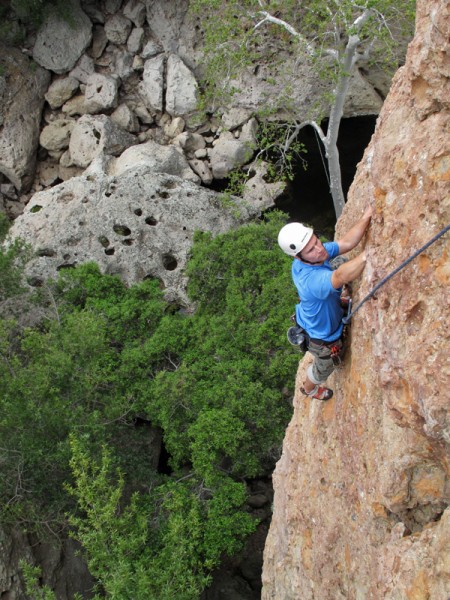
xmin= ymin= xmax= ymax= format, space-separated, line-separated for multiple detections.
xmin=324 ymin=241 xmax=339 ymax=260
xmin=306 ymin=270 xmax=334 ymax=299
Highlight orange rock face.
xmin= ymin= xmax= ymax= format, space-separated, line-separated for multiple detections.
xmin=262 ymin=1 xmax=449 ymax=598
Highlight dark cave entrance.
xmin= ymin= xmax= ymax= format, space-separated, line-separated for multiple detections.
xmin=273 ymin=115 xmax=377 ymax=235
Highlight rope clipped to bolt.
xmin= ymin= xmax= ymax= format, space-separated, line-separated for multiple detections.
xmin=342 ymin=223 xmax=450 ymax=325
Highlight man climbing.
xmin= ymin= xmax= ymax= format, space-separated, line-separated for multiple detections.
xmin=278 ymin=206 xmax=373 ymax=401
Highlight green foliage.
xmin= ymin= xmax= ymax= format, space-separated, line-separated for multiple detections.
xmin=67 ymin=437 xmax=255 ymax=600
xmin=10 ymin=0 xmax=72 ymax=26
xmin=0 ymin=264 xmax=168 ymax=529
xmin=0 ymin=212 xmax=10 ymax=241
xmin=146 ymin=212 xmax=297 ymax=482
xmin=191 ymin=0 xmax=415 ymax=213
xmin=256 ymin=120 xmax=307 ymax=182
xmin=0 ymin=214 xmax=30 ymax=301
xmin=1 ymin=215 xmax=299 ymax=597
xmin=191 ymin=0 xmax=415 ymax=107
xmin=19 ymin=561 xmax=58 ymax=600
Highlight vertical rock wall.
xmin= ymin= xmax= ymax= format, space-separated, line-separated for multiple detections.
xmin=262 ymin=0 xmax=449 ymax=598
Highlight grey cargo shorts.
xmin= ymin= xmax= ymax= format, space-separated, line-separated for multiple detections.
xmin=307 ymin=337 xmax=344 ymax=385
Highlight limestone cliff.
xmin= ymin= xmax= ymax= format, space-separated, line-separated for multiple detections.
xmin=262 ymin=1 xmax=450 ymax=598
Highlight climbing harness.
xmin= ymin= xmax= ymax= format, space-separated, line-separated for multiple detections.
xmin=330 ymin=342 xmax=342 ymax=366
xmin=287 ymin=324 xmax=309 ymax=353
xmin=342 ymin=223 xmax=450 ymax=325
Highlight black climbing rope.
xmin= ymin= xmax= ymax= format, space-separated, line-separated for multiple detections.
xmin=342 ymin=223 xmax=450 ymax=325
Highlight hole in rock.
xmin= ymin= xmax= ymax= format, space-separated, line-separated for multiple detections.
xmin=30 ymin=205 xmax=43 ymax=213
xmin=122 ymin=239 xmax=134 ymax=246
xmin=36 ymin=248 xmax=56 ymax=257
xmin=157 ymin=440 xmax=173 ymax=475
xmin=98 ymin=236 xmax=110 ymax=248
xmin=207 ymin=115 xmax=376 ymax=236
xmin=164 ymin=301 xmax=186 ymax=315
xmin=113 ymin=225 xmax=132 ymax=236
xmin=145 ymin=216 xmax=158 ymax=226
xmin=406 ymin=301 xmax=425 ymax=326
xmin=27 ymin=277 xmax=44 ymax=287
xmin=162 ymin=254 xmax=177 ymax=271
xmin=162 ymin=179 xmax=178 ymax=189
xmin=134 ymin=208 xmax=143 ymax=216
xmin=143 ymin=274 xmax=165 ymax=289
xmin=57 ymin=263 xmax=77 ymax=271
xmin=105 ymin=247 xmax=115 ymax=255
xmin=158 ymin=191 xmax=170 ymax=199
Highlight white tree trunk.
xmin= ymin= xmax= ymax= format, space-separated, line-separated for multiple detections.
xmin=324 ymin=33 xmax=363 ymax=217
xmin=253 ymin=7 xmax=376 ymax=220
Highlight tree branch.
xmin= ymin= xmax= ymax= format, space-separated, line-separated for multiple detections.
xmin=353 ymin=7 xmax=375 ymax=32
xmin=254 ymin=11 xmax=315 ymax=55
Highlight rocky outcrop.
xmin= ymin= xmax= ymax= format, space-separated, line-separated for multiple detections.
xmin=8 ymin=166 xmax=267 ymax=304
xmin=0 ymin=44 xmax=50 ymax=192
xmin=32 ymin=0 xmax=93 ymax=74
xmin=262 ymin=1 xmax=449 ymax=598
xmin=0 ymin=0 xmax=401 ymax=216
xmin=0 ymin=526 xmax=95 ymax=600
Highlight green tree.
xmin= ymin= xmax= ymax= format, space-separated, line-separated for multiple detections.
xmin=0 ymin=264 xmax=168 ymax=529
xmin=0 ymin=214 xmax=300 ymax=597
xmin=191 ymin=0 xmax=415 ymax=217
xmin=145 ymin=212 xmax=297 ymax=483
xmin=67 ymin=438 xmax=255 ymax=600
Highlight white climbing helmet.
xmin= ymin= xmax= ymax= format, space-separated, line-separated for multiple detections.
xmin=278 ymin=223 xmax=314 ymax=257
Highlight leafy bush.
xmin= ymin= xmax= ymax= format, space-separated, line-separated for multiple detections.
xmin=0 ymin=213 xmax=299 ymax=597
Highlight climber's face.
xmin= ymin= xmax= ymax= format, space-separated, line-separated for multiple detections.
xmin=299 ymin=234 xmax=327 ymax=264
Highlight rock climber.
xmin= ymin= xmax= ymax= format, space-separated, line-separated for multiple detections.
xmin=278 ymin=206 xmax=373 ymax=401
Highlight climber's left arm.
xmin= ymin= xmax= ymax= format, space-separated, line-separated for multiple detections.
xmin=336 ymin=205 xmax=373 ymax=254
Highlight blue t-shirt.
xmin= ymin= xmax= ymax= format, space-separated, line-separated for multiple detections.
xmin=292 ymin=241 xmax=344 ymax=342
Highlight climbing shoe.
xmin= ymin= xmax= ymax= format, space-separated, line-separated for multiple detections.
xmin=301 ymin=385 xmax=333 ymax=401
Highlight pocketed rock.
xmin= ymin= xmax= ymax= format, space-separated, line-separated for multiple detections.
xmin=8 ymin=167 xmax=266 ymax=304
xmin=84 ymin=73 xmax=119 ymax=114
xmin=69 ymin=114 xmax=135 ymax=167
xmin=0 ymin=44 xmax=50 ymax=192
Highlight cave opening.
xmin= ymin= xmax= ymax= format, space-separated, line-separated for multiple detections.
xmin=273 ymin=115 xmax=377 ymax=236
xmin=206 ymin=115 xmax=377 ymax=240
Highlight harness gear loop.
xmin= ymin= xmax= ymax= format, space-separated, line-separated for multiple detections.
xmin=330 ymin=343 xmax=342 ymax=366
xmin=343 ymin=223 xmax=450 ymax=325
